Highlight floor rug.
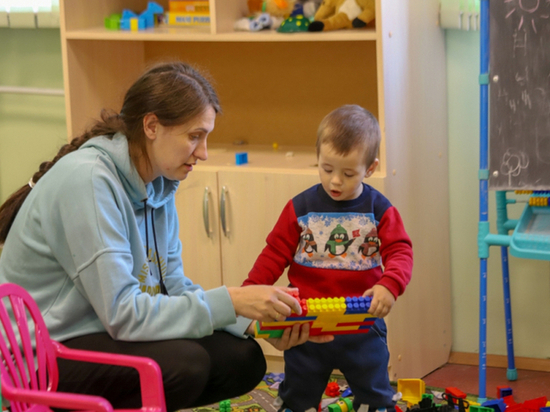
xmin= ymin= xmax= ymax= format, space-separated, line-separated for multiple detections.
xmin=180 ymin=373 xmax=348 ymax=412
xmin=180 ymin=373 xmax=480 ymax=412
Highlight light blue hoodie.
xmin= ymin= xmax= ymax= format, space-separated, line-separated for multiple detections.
xmin=0 ymin=133 xmax=251 ymax=341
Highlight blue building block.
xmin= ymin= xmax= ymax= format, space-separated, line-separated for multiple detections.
xmin=140 ymin=1 xmax=164 ymax=28
xmin=482 ymin=398 xmax=506 ymax=412
xmin=341 ymin=387 xmax=353 ymax=397
xmin=235 ymin=152 xmax=248 ymax=165
xmin=345 ymin=296 xmax=372 ymax=314
xmin=120 ymin=2 xmax=163 ymax=31
xmin=497 ymin=386 xmax=512 ymax=398
xmin=120 ymin=10 xmax=144 ymax=30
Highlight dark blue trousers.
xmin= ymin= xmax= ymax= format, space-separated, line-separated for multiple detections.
xmin=279 ymin=319 xmax=396 ymax=412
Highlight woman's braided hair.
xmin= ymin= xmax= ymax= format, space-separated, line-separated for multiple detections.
xmin=0 ymin=61 xmax=220 ymax=244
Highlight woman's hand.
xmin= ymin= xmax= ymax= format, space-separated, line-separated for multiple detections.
xmin=265 ymin=322 xmax=334 ymax=351
xmin=227 ymin=285 xmax=302 ymax=322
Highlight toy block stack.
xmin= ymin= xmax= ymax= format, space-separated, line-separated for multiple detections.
xmin=164 ymin=0 xmax=210 ymax=26
xmin=105 ymin=1 xmax=164 ymax=31
xmin=254 ymin=292 xmax=378 ymax=338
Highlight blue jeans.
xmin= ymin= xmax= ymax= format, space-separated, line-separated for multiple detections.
xmin=279 ymin=319 xmax=396 ymax=412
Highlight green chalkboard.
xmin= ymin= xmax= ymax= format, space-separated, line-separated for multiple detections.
xmin=489 ymin=0 xmax=550 ymax=190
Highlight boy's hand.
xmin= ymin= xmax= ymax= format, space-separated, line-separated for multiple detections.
xmin=363 ymin=285 xmax=395 ymax=318
xmin=265 ymin=322 xmax=334 ymax=351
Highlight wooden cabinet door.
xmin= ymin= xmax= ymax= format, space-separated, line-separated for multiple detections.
xmin=217 ymin=169 xmax=319 ymax=287
xmin=217 ymin=169 xmax=319 ymax=358
xmin=175 ymin=169 xmax=223 ymax=291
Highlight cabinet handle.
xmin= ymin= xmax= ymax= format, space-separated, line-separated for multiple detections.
xmin=203 ymin=187 xmax=212 ymax=238
xmin=220 ymin=186 xmax=229 ymax=237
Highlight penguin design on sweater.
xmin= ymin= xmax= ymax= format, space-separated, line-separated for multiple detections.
xmin=358 ymin=227 xmax=379 ymax=259
xmin=324 ymin=224 xmax=355 ymax=258
xmin=301 ymin=228 xmax=318 ymax=257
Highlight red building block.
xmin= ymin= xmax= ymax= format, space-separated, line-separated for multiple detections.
xmin=445 ymin=387 xmax=467 ymax=405
xmin=523 ymin=397 xmax=547 ymax=412
xmin=325 ymin=382 xmax=340 ymax=397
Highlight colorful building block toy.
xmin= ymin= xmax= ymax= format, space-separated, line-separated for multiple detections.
xmin=254 ymin=295 xmax=377 ymax=338
xmin=482 ymin=399 xmax=506 ymax=412
xmin=397 ymin=379 xmax=425 ymax=407
xmin=219 ymin=399 xmax=231 ymax=412
xmin=112 ymin=1 xmax=164 ymax=31
xmin=235 ymin=152 xmax=248 ymax=165
xmin=328 ymin=398 xmax=353 ymax=412
xmin=325 ymin=382 xmax=340 ymax=397
xmin=445 ymin=387 xmax=467 ymax=405
xmin=497 ymin=386 xmax=513 ymax=399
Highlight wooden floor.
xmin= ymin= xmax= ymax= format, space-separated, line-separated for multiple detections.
xmin=422 ymin=363 xmax=550 ymax=402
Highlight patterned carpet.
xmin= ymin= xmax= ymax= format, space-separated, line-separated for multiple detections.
xmin=179 ymin=373 xmax=481 ymax=412
xmin=181 ymin=373 xmax=349 ymax=412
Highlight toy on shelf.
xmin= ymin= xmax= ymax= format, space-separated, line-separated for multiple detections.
xmin=104 ymin=1 xmax=164 ymax=31
xmin=277 ymin=14 xmax=310 ymax=32
xmin=308 ymin=0 xmax=375 ymax=32
xmin=164 ymin=0 xmax=210 ymax=26
xmin=254 ymin=293 xmax=377 ymax=338
xmin=236 ymin=0 xmax=320 ymax=31
xmin=235 ymin=152 xmax=248 ymax=165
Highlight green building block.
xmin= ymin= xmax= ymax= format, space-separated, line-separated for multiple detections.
xmin=104 ymin=13 xmax=121 ymax=30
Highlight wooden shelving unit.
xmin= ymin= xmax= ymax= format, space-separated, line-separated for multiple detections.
xmin=59 ymin=0 xmax=452 ymax=380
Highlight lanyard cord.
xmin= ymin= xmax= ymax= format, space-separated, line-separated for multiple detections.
xmin=150 ymin=207 xmax=168 ymax=295
xmin=143 ymin=200 xmax=169 ymax=295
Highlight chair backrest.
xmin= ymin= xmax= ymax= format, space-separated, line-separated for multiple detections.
xmin=0 ymin=283 xmax=59 ymax=412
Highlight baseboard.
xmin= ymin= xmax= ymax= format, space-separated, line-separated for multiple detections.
xmin=449 ymin=352 xmax=550 ymax=372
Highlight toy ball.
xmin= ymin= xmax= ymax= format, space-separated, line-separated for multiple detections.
xmin=277 ymin=15 xmax=310 ymax=32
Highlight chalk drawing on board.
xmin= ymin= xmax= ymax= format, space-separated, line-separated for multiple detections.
xmin=535 ymin=88 xmax=550 ymax=164
xmin=500 ymin=148 xmax=529 ymax=186
xmin=504 ymin=0 xmax=550 ymax=33
xmin=512 ymin=29 xmax=527 ymax=57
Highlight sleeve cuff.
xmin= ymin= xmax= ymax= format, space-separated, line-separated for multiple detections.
xmin=222 ymin=316 xmax=254 ymax=339
xmin=203 ymin=286 xmax=237 ymax=329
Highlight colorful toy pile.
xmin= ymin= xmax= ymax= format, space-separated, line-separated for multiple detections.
xmin=397 ymin=379 xmax=549 ymax=412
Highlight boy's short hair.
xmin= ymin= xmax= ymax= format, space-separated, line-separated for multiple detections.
xmin=315 ymin=105 xmax=381 ymax=167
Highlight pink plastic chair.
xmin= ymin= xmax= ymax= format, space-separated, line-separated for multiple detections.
xmin=0 ymin=283 xmax=167 ymax=412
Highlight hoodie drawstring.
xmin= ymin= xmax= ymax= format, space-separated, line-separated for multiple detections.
xmin=144 ymin=200 xmax=169 ymax=295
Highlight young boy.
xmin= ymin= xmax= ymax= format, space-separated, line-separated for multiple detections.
xmin=243 ymin=105 xmax=413 ymax=412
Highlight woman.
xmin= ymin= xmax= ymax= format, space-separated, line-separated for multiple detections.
xmin=0 ymin=61 xmax=322 ymax=411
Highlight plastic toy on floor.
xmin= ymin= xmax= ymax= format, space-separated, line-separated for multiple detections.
xmin=254 ymin=292 xmax=377 ymax=338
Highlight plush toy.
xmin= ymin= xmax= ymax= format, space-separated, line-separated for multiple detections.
xmin=236 ymin=0 xmax=295 ymax=31
xmin=247 ymin=0 xmax=296 ymax=17
xmin=308 ymin=0 xmax=375 ymax=31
